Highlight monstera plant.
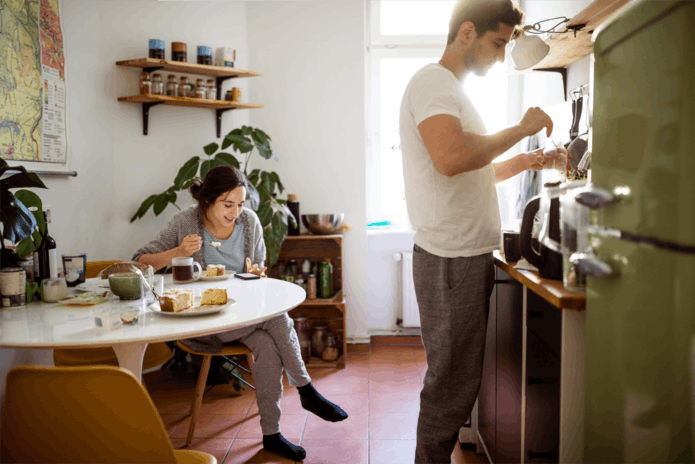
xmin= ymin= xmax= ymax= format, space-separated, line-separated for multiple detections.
xmin=0 ymin=159 xmax=48 ymax=268
xmin=131 ymin=126 xmax=296 ymax=267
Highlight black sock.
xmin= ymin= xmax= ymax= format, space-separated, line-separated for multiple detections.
xmin=263 ymin=433 xmax=306 ymax=461
xmin=297 ymin=383 xmax=348 ymax=422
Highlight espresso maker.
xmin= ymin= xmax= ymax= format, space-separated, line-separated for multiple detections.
xmin=519 ymin=188 xmax=563 ymax=280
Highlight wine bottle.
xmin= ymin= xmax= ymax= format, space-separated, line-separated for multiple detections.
xmin=287 ymin=194 xmax=300 ymax=236
xmin=37 ymin=211 xmax=57 ymax=282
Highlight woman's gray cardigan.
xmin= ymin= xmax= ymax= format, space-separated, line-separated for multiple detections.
xmin=131 ymin=205 xmax=266 ymax=271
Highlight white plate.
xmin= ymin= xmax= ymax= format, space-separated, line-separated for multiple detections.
xmin=75 ymin=280 xmax=111 ymax=293
xmin=198 ymin=271 xmax=235 ymax=282
xmin=152 ymin=297 xmax=236 ymax=317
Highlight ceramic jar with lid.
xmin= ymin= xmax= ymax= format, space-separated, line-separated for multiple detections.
xmin=311 ymin=321 xmax=329 ymax=358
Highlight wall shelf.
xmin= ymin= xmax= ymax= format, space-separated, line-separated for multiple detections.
xmin=116 ymin=58 xmax=264 ymax=136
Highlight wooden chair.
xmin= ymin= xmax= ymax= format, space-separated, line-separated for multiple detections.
xmin=1 ymin=365 xmax=216 ymax=463
xmin=53 ymin=260 xmax=172 ymax=371
xmin=176 ymin=341 xmax=255 ymax=446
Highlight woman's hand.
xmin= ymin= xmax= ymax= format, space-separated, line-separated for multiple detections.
xmin=522 ymin=148 xmax=546 ymax=171
xmin=179 ymin=234 xmax=202 ymax=256
xmin=246 ymin=258 xmax=267 ymax=278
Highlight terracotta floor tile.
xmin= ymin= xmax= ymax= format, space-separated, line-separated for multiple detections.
xmin=369 ymin=371 xmax=423 ymax=394
xmin=170 ymin=410 xmax=246 ymax=439
xmin=369 ymin=414 xmax=418 ymax=440
xmin=299 ymin=439 xmax=369 ymax=464
xmin=160 ymin=414 xmax=189 ymax=437
xmin=170 ymin=436 xmax=234 ymax=463
xmin=311 ymin=366 xmax=370 ymax=379
xmin=412 ymin=347 xmax=427 ymax=363
xmin=311 ymin=373 xmax=369 ymax=396
xmin=345 ymin=353 xmax=370 ymax=367
xmin=369 ymin=439 xmax=417 ymax=464
xmin=153 ymin=395 xmax=195 ymax=416
xmin=369 ymin=361 xmax=422 ymax=378
xmin=369 ymin=392 xmax=421 ymax=415
xmin=224 ymin=439 xmax=294 ymax=464
xmin=313 ymin=393 xmax=369 ymax=417
xmin=236 ymin=413 xmax=307 ymax=440
xmin=302 ymin=412 xmax=369 ymax=440
xmin=199 ymin=390 xmax=256 ymax=416
xmin=369 ymin=346 xmax=418 ymax=364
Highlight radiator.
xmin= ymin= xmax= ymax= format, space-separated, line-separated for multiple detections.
xmin=397 ymin=251 xmax=421 ymax=328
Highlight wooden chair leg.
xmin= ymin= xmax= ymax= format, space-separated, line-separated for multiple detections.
xmin=187 ymin=355 xmax=212 ymax=446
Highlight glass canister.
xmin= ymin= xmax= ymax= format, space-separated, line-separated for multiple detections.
xmin=139 ymin=71 xmax=152 ymax=94
xmin=197 ymin=46 xmax=212 ymax=65
xmin=311 ymin=321 xmax=328 ymax=358
xmin=179 ymin=76 xmax=191 ymax=97
xmin=307 ymin=273 xmax=317 ymax=300
xmin=165 ymin=75 xmax=178 ymax=97
xmin=542 ymin=143 xmax=569 ymax=186
xmin=319 ymin=258 xmax=333 ymax=299
xmin=171 ymin=42 xmax=187 ymax=62
xmin=322 ymin=333 xmax=340 ymax=362
xmin=151 ymin=74 xmax=163 ymax=95
xmin=148 ymin=39 xmax=165 ymax=59
xmin=195 ymin=79 xmax=206 ymax=99
xmin=291 ymin=315 xmax=311 ymax=364
xmin=206 ymin=79 xmax=216 ymax=100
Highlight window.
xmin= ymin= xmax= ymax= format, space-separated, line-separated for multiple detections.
xmin=367 ymin=0 xmax=524 ymax=230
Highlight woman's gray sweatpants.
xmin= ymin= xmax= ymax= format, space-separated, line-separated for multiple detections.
xmin=216 ymin=313 xmax=312 ymax=435
xmin=412 ymin=245 xmax=494 ymax=464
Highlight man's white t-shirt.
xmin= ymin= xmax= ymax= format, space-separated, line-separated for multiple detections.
xmin=400 ymin=63 xmax=501 ymax=258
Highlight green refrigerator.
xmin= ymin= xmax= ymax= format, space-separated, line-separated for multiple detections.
xmin=581 ymin=1 xmax=695 ymax=462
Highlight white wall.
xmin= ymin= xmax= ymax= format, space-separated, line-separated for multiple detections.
xmin=246 ymin=1 xmax=368 ymax=340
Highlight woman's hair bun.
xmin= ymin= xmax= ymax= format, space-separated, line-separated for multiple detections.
xmin=188 ymin=178 xmax=203 ymax=200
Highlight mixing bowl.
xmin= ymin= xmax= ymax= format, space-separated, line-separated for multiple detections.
xmin=301 ymin=214 xmax=344 ymax=235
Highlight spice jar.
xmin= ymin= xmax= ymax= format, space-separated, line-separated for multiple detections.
xmin=311 ymin=321 xmax=328 ymax=358
xmin=225 ymin=90 xmax=233 ymax=101
xmin=171 ymin=42 xmax=187 ymax=62
xmin=151 ymin=74 xmax=163 ymax=95
xmin=322 ymin=333 xmax=340 ymax=362
xmin=139 ymin=71 xmax=152 ymax=95
xmin=291 ymin=315 xmax=311 ymax=364
xmin=195 ymin=79 xmax=206 ymax=99
xmin=148 ymin=39 xmax=165 ymax=59
xmin=206 ymin=79 xmax=216 ymax=100
xmin=165 ymin=75 xmax=178 ymax=97
xmin=307 ymin=274 xmax=317 ymax=300
xmin=197 ymin=46 xmax=212 ymax=65
xmin=295 ymin=275 xmax=305 ymax=292
xmin=179 ymin=76 xmax=191 ymax=97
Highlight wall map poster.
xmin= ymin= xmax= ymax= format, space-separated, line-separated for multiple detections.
xmin=0 ymin=0 xmax=69 ymax=166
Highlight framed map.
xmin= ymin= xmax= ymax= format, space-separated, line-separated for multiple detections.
xmin=0 ymin=0 xmax=72 ymax=173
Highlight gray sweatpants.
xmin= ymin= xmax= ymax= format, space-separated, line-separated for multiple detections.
xmin=216 ymin=313 xmax=312 ymax=435
xmin=412 ymin=245 xmax=494 ymax=464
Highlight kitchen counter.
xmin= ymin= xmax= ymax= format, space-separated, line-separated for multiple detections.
xmin=493 ymin=251 xmax=586 ymax=310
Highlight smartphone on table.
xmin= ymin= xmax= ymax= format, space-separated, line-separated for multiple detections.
xmin=235 ymin=273 xmax=261 ymax=280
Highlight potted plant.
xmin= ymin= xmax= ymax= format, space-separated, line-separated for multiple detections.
xmin=0 ymin=159 xmax=48 ymax=269
xmin=131 ymin=126 xmax=296 ymax=268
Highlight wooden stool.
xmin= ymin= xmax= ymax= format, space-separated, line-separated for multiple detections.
xmin=176 ymin=341 xmax=255 ymax=446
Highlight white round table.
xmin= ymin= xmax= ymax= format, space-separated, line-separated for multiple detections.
xmin=0 ymin=276 xmax=306 ymax=381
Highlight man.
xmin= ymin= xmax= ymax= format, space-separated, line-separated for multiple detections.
xmin=399 ymin=1 xmax=560 ymax=462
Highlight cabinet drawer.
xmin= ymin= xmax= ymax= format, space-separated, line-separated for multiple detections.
xmin=527 ymin=290 xmax=561 ymax=359
xmin=525 ymin=332 xmax=560 ymax=463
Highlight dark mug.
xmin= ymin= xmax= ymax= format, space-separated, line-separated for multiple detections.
xmin=503 ymin=231 xmax=521 ymax=262
xmin=171 ymin=257 xmax=202 ymax=284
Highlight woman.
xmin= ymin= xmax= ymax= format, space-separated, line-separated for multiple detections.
xmin=133 ymin=166 xmax=347 ymax=461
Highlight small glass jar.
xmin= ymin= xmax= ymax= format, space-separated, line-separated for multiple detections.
xmin=171 ymin=42 xmax=187 ymax=62
xmin=151 ymin=74 xmax=163 ymax=95
xmin=292 ymin=315 xmax=311 ymax=364
xmin=322 ymin=333 xmax=340 ymax=362
xmin=195 ymin=79 xmax=206 ymax=99
xmin=206 ymin=79 xmax=216 ymax=100
xmin=295 ymin=275 xmax=305 ymax=292
xmin=165 ymin=75 xmax=178 ymax=97
xmin=225 ymin=90 xmax=233 ymax=101
xmin=311 ymin=322 xmax=328 ymax=358
xmin=139 ymin=71 xmax=152 ymax=95
xmin=179 ymin=76 xmax=191 ymax=97
xmin=307 ymin=274 xmax=317 ymax=300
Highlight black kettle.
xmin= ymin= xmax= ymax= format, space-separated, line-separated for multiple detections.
xmin=519 ymin=195 xmax=563 ymax=281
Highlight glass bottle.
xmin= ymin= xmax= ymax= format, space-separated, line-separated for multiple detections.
xmin=319 ymin=258 xmax=333 ymax=299
xmin=206 ymin=79 xmax=216 ymax=100
xmin=195 ymin=79 xmax=206 ymax=98
xmin=321 ymin=333 xmax=340 ymax=362
xmin=179 ymin=76 xmax=191 ymax=97
xmin=139 ymin=71 xmax=152 ymax=94
xmin=307 ymin=273 xmax=317 ymax=300
xmin=151 ymin=74 xmax=163 ymax=95
xmin=302 ymin=258 xmax=311 ymax=280
xmin=291 ymin=315 xmax=311 ymax=364
xmin=311 ymin=321 xmax=328 ymax=358
xmin=287 ymin=194 xmax=300 ymax=236
xmin=165 ymin=75 xmax=178 ymax=97
xmin=37 ymin=211 xmax=57 ymax=283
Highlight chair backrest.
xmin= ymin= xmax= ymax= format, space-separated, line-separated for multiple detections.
xmin=85 ymin=260 xmax=123 ymax=279
xmin=2 ymin=366 xmax=177 ymax=463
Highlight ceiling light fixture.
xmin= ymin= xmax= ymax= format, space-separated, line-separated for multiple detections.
xmin=511 ymin=16 xmax=586 ymax=71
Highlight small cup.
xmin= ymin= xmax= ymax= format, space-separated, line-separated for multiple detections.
xmin=142 ymin=275 xmax=164 ymax=304
xmin=231 ymin=87 xmax=241 ymax=102
xmin=172 ymin=257 xmax=202 ymax=284
xmin=41 ymin=278 xmax=68 ymax=303
xmin=108 ymin=273 xmax=143 ymax=300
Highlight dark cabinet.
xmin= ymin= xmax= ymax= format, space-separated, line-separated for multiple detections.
xmin=479 ymin=271 xmax=497 ymax=462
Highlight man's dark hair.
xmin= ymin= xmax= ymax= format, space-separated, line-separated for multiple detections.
xmin=447 ymin=0 xmax=524 ymax=45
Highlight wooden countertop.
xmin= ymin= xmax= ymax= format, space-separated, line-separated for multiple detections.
xmin=493 ymin=251 xmax=586 ymax=310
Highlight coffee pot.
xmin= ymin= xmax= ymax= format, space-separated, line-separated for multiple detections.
xmin=519 ymin=187 xmax=563 ymax=280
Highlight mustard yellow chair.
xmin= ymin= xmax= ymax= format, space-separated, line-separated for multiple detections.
xmin=1 ymin=365 xmax=216 ymax=464
xmin=176 ymin=341 xmax=255 ymax=446
xmin=53 ymin=260 xmax=172 ymax=371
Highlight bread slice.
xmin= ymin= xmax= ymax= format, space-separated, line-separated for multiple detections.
xmin=159 ymin=288 xmax=195 ymax=312
xmin=205 ymin=264 xmax=225 ymax=277
xmin=201 ymin=287 xmax=227 ymax=305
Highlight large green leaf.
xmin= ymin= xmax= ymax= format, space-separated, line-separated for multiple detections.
xmin=256 ymin=203 xmax=273 ymax=227
xmin=200 ymin=159 xmax=214 ymax=180
xmin=246 ymin=183 xmax=260 ymax=211
xmin=173 ymin=156 xmax=200 ymax=189
xmin=203 ymin=142 xmax=219 ymax=156
xmin=259 ymin=171 xmax=276 ymax=199
xmin=15 ymin=229 xmax=42 ymax=259
xmin=224 ymin=133 xmax=254 ymax=154
xmin=1 ymin=192 xmax=37 ymax=243
xmin=247 ymin=168 xmax=261 ymax=185
xmin=1 ymin=171 xmax=47 ymax=191
xmin=241 ymin=125 xmax=253 ymax=136
xmin=215 ymin=152 xmax=240 ymax=169
xmin=130 ymin=194 xmax=158 ymax=222
xmin=270 ymin=171 xmax=284 ymax=193
xmin=152 ymin=193 xmax=169 ymax=216
xmin=14 ymin=190 xmax=45 ymax=235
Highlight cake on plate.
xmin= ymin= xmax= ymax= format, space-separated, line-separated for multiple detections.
xmin=205 ymin=264 xmax=226 ymax=277
xmin=201 ymin=287 xmax=228 ymax=305
xmin=158 ymin=288 xmax=195 ymax=312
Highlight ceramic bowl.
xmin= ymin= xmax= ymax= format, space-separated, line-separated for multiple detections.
xmin=108 ymin=273 xmax=142 ymax=300
xmin=301 ymin=214 xmax=344 ymax=235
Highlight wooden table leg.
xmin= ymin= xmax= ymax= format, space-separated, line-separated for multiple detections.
xmin=112 ymin=342 xmax=148 ymax=382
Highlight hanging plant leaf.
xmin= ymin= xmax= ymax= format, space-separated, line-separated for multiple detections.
xmin=241 ymin=125 xmax=253 ymax=136
xmin=203 ymin=142 xmax=219 ymax=156
xmin=270 ymin=172 xmax=284 ymax=193
xmin=224 ymin=133 xmax=254 ymax=154
xmin=259 ymin=171 xmax=276 ymax=199
xmin=130 ymin=194 xmax=158 ymax=222
xmin=173 ymin=156 xmax=200 ymax=189
xmin=200 ymin=159 xmax=214 ymax=180
xmin=152 ymin=193 xmax=169 ymax=216
xmin=256 ymin=202 xmax=273 ymax=227
xmin=215 ymin=152 xmax=240 ymax=169
xmin=247 ymin=168 xmax=261 ymax=185
xmin=1 ymin=192 xmax=37 ymax=243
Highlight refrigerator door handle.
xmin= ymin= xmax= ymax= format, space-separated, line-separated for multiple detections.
xmin=575 ymin=184 xmax=631 ymax=210
xmin=570 ymin=248 xmax=613 ymax=278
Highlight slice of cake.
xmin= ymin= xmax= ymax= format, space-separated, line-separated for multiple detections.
xmin=201 ymin=287 xmax=227 ymax=305
xmin=158 ymin=288 xmax=195 ymax=312
xmin=205 ymin=264 xmax=226 ymax=277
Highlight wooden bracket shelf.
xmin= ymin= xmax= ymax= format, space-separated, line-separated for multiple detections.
xmin=116 ymin=58 xmax=264 ymax=136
